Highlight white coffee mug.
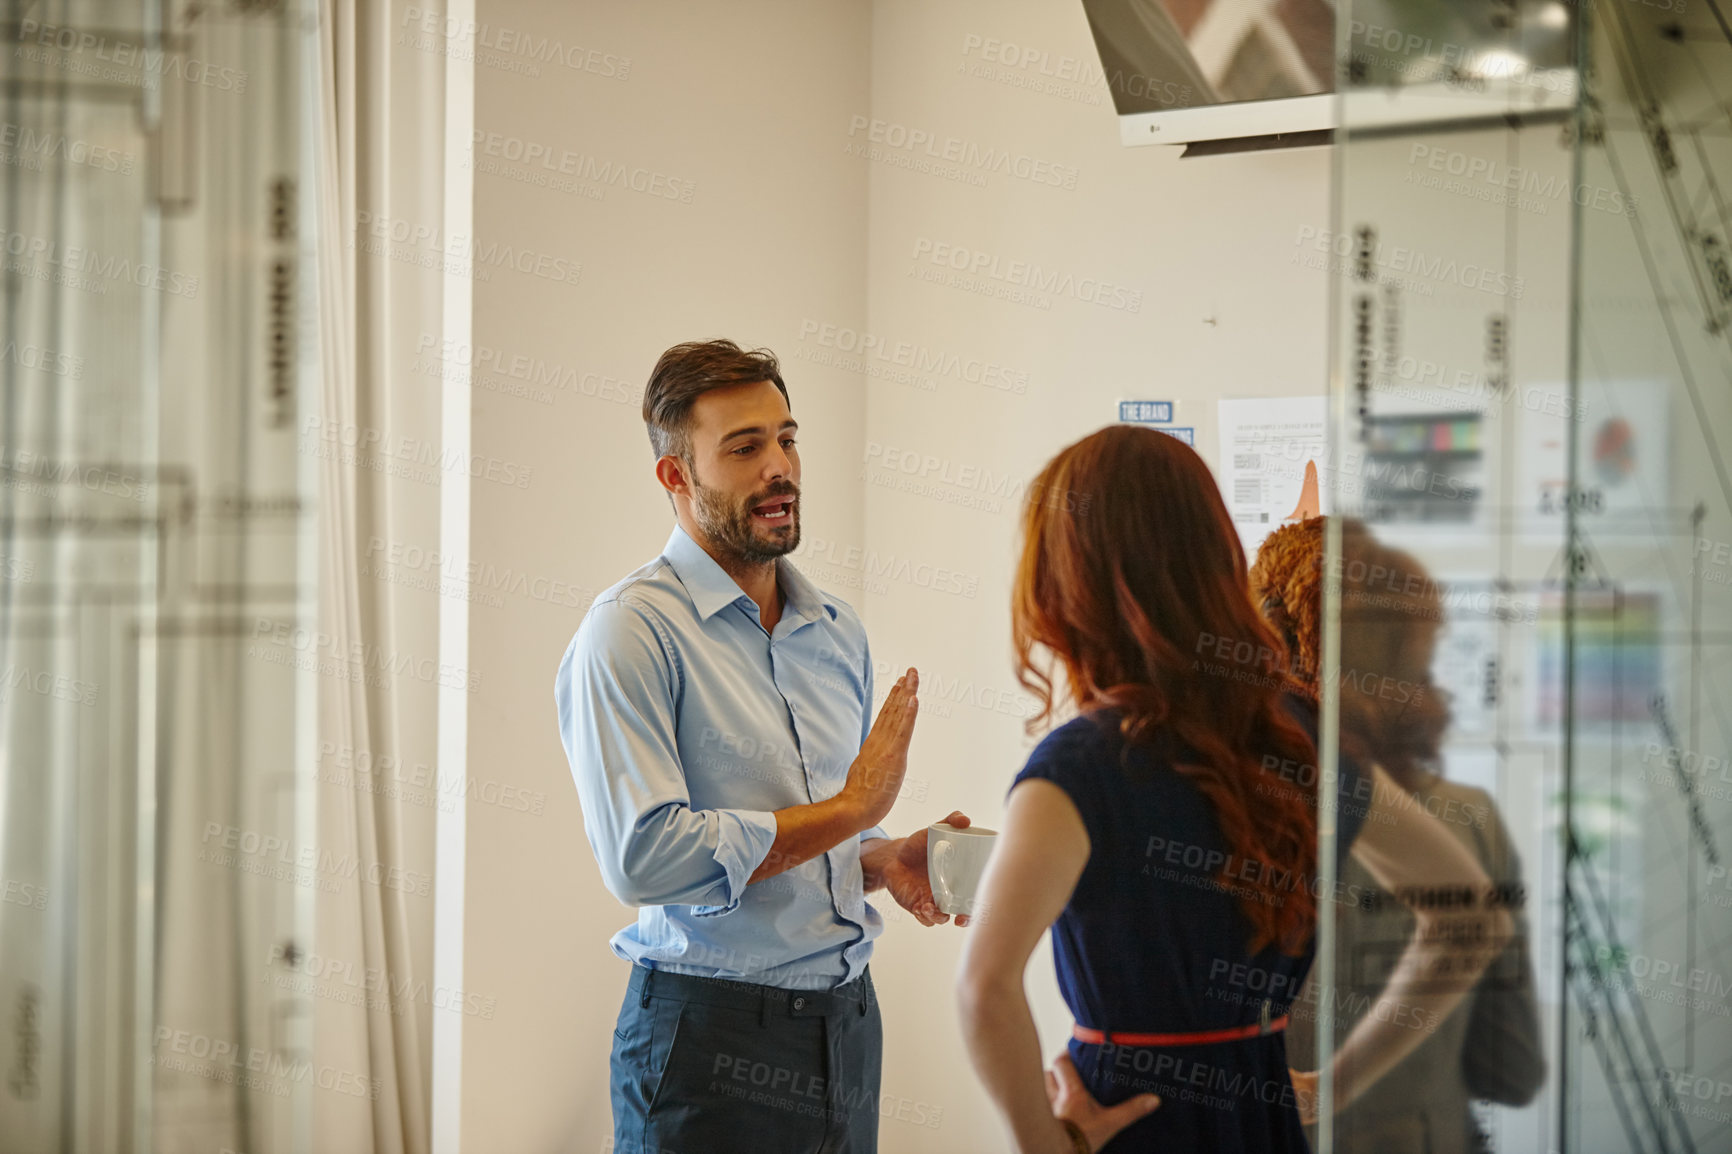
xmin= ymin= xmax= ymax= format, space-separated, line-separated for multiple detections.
xmin=927 ymin=822 xmax=998 ymax=917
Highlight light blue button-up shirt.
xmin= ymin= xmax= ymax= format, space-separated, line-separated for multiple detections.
xmin=556 ymin=522 xmax=887 ymax=990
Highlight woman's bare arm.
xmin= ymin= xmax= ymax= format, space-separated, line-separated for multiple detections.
xmin=955 ymin=779 xmax=1160 ymax=1153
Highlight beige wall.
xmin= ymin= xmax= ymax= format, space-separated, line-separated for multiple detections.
xmin=467 ymin=0 xmax=1332 ymax=1149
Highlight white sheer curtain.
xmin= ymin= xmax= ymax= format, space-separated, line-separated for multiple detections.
xmin=311 ymin=3 xmax=458 ymax=1151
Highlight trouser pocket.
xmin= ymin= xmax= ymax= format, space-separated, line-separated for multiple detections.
xmin=610 ymin=990 xmax=684 ymax=1142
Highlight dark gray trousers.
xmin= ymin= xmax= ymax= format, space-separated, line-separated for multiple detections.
xmin=610 ymin=965 xmax=882 ymax=1154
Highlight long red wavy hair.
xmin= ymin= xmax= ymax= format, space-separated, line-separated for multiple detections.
xmin=1012 ymin=425 xmax=1320 ymax=956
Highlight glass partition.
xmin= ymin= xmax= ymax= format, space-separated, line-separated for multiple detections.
xmin=1560 ymin=0 xmax=1732 ymax=1149
xmin=0 ymin=1 xmax=318 ymax=1151
xmin=1316 ymin=1 xmax=1732 ymax=1151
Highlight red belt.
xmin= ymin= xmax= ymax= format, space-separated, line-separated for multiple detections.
xmin=1072 ymin=1015 xmax=1288 ymax=1048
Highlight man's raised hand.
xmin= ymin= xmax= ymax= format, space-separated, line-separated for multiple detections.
xmin=842 ymin=668 xmax=919 ymax=830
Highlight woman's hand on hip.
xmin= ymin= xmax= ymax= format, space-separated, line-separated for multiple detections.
xmin=1046 ymin=1052 xmax=1161 ymax=1151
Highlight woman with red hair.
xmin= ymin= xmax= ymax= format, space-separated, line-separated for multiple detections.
xmin=1251 ymin=516 xmax=1545 ymax=1153
xmin=956 ymin=426 xmax=1514 ymax=1153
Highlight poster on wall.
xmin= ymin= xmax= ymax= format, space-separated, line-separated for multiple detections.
xmin=1217 ymin=396 xmax=1328 ymax=559
xmin=1531 ymin=588 xmax=1662 ymax=730
xmin=1516 ymin=381 xmax=1669 ymax=537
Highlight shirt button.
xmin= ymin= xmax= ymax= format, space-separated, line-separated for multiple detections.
xmin=793 ymin=996 xmax=807 ymax=1010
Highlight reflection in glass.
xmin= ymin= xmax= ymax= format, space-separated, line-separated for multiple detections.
xmin=1253 ymin=518 xmax=1546 ymax=1153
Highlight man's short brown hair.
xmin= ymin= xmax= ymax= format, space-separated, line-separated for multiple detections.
xmin=643 ymin=339 xmax=790 ymax=463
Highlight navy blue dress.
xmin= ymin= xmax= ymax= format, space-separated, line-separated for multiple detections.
xmin=1012 ymin=699 xmax=1370 ymax=1152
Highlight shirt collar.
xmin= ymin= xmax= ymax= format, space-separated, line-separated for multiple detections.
xmin=662 ymin=521 xmax=835 ymax=629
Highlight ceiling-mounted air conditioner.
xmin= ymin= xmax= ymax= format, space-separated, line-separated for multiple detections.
xmin=1079 ymin=0 xmax=1578 ymax=149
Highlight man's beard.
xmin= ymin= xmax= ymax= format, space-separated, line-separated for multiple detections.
xmin=690 ymin=473 xmax=800 ymax=565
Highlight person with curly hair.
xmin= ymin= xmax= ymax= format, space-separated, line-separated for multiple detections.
xmin=1250 ymin=517 xmax=1546 ymax=1153
xmin=955 ymin=429 xmax=1516 ymax=1153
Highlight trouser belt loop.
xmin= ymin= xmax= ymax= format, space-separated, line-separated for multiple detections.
xmin=639 ymin=969 xmax=653 ymax=1009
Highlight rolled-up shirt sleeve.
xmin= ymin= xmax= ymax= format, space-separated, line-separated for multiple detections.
xmin=556 ymin=597 xmax=778 ymax=916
